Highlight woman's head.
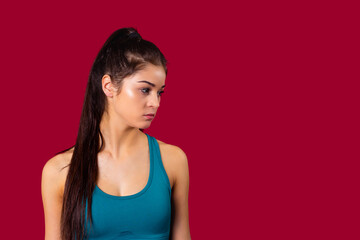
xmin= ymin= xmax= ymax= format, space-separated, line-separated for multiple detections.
xmin=101 ymin=62 xmax=166 ymax=130
xmin=85 ymin=27 xmax=167 ymax=132
xmin=60 ymin=27 xmax=168 ymax=240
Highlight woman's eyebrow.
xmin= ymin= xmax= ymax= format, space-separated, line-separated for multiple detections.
xmin=137 ymin=80 xmax=165 ymax=89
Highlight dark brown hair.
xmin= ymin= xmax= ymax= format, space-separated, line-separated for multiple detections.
xmin=56 ymin=27 xmax=167 ymax=240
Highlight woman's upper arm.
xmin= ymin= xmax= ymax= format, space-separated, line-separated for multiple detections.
xmin=170 ymin=146 xmax=191 ymax=240
xmin=41 ymin=156 xmax=64 ymax=240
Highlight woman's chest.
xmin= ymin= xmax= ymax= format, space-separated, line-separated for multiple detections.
xmin=85 ymin=184 xmax=171 ymax=239
xmin=96 ymin=143 xmax=175 ymax=197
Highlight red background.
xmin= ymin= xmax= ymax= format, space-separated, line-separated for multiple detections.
xmin=0 ymin=0 xmax=358 ymax=239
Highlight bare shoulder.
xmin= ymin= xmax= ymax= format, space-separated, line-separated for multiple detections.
xmin=156 ymin=139 xmax=189 ymax=189
xmin=42 ymin=147 xmax=74 ymax=196
xmin=41 ymin=147 xmax=74 ymax=239
xmin=157 ymin=139 xmax=191 ymax=239
xmin=157 ymin=139 xmax=187 ymax=161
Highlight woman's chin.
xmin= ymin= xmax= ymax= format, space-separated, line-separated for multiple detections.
xmin=139 ymin=123 xmax=151 ymax=129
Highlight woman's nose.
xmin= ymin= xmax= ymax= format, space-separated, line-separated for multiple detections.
xmin=149 ymin=93 xmax=160 ymax=108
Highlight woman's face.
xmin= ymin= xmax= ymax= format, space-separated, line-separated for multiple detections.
xmin=105 ymin=63 xmax=166 ymax=129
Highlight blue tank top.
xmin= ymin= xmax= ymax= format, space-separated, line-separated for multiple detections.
xmin=84 ymin=133 xmax=172 ymax=240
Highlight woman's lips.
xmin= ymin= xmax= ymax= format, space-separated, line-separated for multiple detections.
xmin=144 ymin=114 xmax=154 ymax=120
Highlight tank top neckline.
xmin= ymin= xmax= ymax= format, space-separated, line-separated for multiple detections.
xmin=94 ymin=133 xmax=154 ymax=200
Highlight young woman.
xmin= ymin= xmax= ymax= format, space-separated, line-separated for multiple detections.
xmin=41 ymin=27 xmax=191 ymax=240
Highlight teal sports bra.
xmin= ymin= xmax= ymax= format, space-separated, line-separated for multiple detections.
xmin=84 ymin=133 xmax=172 ymax=239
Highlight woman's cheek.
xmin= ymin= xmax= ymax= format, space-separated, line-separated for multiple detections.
xmin=124 ymin=88 xmax=136 ymax=99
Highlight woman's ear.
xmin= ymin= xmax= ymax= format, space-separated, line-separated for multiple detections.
xmin=102 ymin=74 xmax=114 ymax=97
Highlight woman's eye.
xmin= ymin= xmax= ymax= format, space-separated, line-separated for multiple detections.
xmin=141 ymin=88 xmax=165 ymax=96
xmin=141 ymin=88 xmax=150 ymax=94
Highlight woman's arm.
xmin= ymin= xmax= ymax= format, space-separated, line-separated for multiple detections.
xmin=41 ymin=156 xmax=64 ymax=240
xmin=170 ymin=147 xmax=191 ymax=240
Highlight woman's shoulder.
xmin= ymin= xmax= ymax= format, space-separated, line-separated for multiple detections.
xmin=155 ymin=139 xmax=188 ymax=188
xmin=157 ymin=139 xmax=185 ymax=157
xmin=44 ymin=147 xmax=74 ymax=174
xmin=156 ymin=139 xmax=187 ymax=158
xmin=42 ymin=147 xmax=74 ymax=196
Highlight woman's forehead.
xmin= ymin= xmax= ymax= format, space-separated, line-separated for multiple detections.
xmin=126 ymin=64 xmax=166 ymax=86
